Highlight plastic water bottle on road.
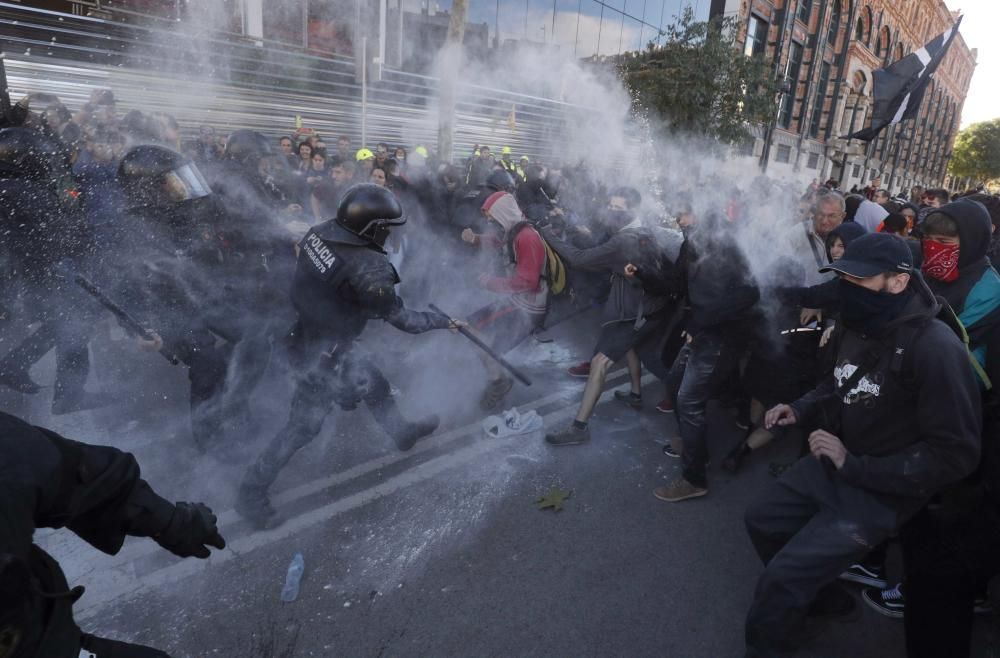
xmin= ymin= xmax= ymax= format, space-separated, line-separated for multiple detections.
xmin=281 ymin=552 xmax=305 ymax=602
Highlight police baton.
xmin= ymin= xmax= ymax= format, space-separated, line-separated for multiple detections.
xmin=429 ymin=304 xmax=532 ymax=387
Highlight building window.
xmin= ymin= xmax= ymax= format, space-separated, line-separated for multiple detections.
xmin=776 ymin=145 xmax=792 ymax=163
xmin=807 ymin=152 xmax=820 ymax=169
xmin=809 ymin=61 xmax=831 ymax=138
xmin=855 ymin=16 xmax=864 ymax=40
xmin=852 ymin=164 xmax=861 ymax=178
xmin=744 ymin=14 xmax=768 ymax=58
xmin=796 ymin=0 xmax=811 ymax=24
xmin=778 ymin=41 xmax=804 ymax=129
xmin=828 ymin=0 xmax=842 ymax=44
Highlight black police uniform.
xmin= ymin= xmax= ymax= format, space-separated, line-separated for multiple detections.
xmin=0 ymin=127 xmax=102 ymax=412
xmin=237 ymin=184 xmax=450 ymax=528
xmin=110 ymin=145 xmax=253 ymax=453
xmin=0 ymin=411 xmax=225 ymax=658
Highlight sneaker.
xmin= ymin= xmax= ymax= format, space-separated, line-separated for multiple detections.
xmin=545 ymin=424 xmax=590 ymax=446
xmin=662 ymin=440 xmax=682 ymax=458
xmin=839 ymin=563 xmax=888 ymax=588
xmin=721 ymin=442 xmax=751 ymax=474
xmin=862 ymin=582 xmax=905 ymax=619
xmin=653 ymin=478 xmax=707 ymax=502
xmin=567 ymin=362 xmax=591 ymax=378
xmin=480 ymin=376 xmax=514 ymax=411
xmin=613 ymin=390 xmax=643 ymax=409
xmin=655 ymin=398 xmax=674 ymax=414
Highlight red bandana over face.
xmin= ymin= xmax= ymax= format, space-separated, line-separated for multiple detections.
xmin=922 ymin=239 xmax=960 ymax=282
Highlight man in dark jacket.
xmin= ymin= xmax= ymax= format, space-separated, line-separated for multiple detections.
xmin=0 ymin=411 xmax=225 ymax=658
xmin=541 ymin=189 xmax=683 ymax=445
xmin=655 ymin=212 xmax=761 ymax=500
xmin=876 ymin=198 xmax=1000 ymax=657
xmin=745 ymin=233 xmax=982 ymax=657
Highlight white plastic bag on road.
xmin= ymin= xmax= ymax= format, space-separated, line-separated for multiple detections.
xmin=482 ymin=407 xmax=543 ymax=438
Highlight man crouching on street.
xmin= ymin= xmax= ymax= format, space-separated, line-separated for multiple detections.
xmin=743 ymin=233 xmax=982 ymax=657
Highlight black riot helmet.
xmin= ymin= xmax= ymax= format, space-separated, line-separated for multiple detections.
xmin=117 ymin=144 xmax=213 ymax=211
xmin=0 ymin=127 xmax=70 ymax=180
xmin=335 ymin=183 xmax=404 ymax=248
xmin=485 ymin=168 xmax=515 ymax=193
xmin=224 ymin=129 xmax=274 ymax=165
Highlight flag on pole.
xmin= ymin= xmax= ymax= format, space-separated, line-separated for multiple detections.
xmin=507 ymin=104 xmax=517 ymax=131
xmin=847 ymin=16 xmax=963 ymax=142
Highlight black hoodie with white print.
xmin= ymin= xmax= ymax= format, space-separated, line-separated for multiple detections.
xmin=789 ymin=275 xmax=982 ymax=514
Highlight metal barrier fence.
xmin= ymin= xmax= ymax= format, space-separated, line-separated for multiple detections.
xmin=0 ymin=2 xmax=579 ymax=162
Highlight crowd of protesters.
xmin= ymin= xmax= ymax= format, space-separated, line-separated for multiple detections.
xmin=2 ymin=85 xmax=999 ymax=658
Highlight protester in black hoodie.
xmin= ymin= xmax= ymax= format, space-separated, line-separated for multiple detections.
xmin=743 ymin=233 xmax=982 ymax=657
xmin=654 ymin=212 xmax=761 ymax=502
xmin=883 ymin=198 xmax=1000 ymax=658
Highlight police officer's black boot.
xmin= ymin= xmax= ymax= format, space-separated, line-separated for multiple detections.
xmin=235 ymin=477 xmax=281 ymax=531
xmin=0 ymin=324 xmax=53 ymax=394
xmin=369 ymin=397 xmax=439 ymax=451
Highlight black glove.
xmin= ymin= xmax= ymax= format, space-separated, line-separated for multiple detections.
xmin=154 ymin=502 xmax=226 ymax=559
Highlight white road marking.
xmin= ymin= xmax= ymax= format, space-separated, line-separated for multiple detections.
xmin=67 ymin=373 xmax=655 ymax=618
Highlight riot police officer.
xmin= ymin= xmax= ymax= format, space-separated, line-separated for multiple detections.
xmin=236 ymin=184 xmax=462 ymax=529
xmin=110 ymin=144 xmax=248 ymax=454
xmin=0 ymin=411 xmax=225 ymax=658
xmin=0 ymin=126 xmax=105 ymax=414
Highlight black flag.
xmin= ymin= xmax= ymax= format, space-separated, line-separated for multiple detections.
xmin=847 ymin=16 xmax=963 ymax=142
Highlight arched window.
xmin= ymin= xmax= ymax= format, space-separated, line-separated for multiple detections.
xmin=855 ymin=6 xmax=873 ymax=45
xmin=877 ymin=26 xmax=890 ymax=57
xmin=852 ymin=69 xmax=868 ymax=95
xmin=828 ymin=0 xmax=842 ymax=45
xmin=855 ymin=16 xmax=864 ymax=40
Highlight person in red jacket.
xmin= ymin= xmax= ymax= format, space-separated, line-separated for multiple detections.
xmin=462 ymin=191 xmax=548 ymax=409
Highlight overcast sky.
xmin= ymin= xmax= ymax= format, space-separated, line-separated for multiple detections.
xmin=950 ymin=0 xmax=996 ymax=127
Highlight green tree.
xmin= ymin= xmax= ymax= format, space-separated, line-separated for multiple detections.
xmin=616 ymin=8 xmax=778 ymax=146
xmin=949 ymin=118 xmax=1000 ymax=183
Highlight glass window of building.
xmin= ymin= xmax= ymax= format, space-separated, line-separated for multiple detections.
xmin=744 ymin=14 xmax=768 ymax=58
xmin=778 ymin=41 xmax=804 ymax=129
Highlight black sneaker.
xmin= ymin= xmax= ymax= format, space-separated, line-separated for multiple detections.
xmin=662 ymin=441 xmax=681 ymax=458
xmin=545 ymin=424 xmax=590 ymax=446
xmin=839 ymin=563 xmax=888 ymax=588
xmin=613 ymin=390 xmax=643 ymax=410
xmin=721 ymin=442 xmax=751 ymax=474
xmin=862 ymin=582 xmax=905 ymax=619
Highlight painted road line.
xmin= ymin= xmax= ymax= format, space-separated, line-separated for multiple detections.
xmin=73 ymin=374 xmax=657 ymax=618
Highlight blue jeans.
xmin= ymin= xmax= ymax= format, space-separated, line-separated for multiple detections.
xmin=666 ymin=331 xmax=742 ymax=487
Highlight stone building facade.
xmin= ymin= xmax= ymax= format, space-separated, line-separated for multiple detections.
xmin=710 ymin=0 xmax=977 ymax=193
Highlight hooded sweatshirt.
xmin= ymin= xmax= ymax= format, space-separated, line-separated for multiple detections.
xmin=923 ymin=199 xmax=1000 ymax=394
xmin=789 ymin=276 xmax=982 ymax=513
xmin=478 ymin=191 xmax=548 ymax=315
xmin=853 ymin=199 xmax=889 ymax=232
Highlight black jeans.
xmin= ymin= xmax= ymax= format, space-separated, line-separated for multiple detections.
xmin=744 ymin=457 xmax=901 ymax=657
xmin=666 ymin=331 xmax=742 ymax=487
xmin=901 ymin=494 xmax=1000 ymax=658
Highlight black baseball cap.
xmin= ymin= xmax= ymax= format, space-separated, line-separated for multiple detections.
xmin=819 ymin=232 xmax=913 ymax=278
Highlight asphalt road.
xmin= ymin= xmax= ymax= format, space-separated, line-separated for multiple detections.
xmin=9 ymin=311 xmax=1000 ymax=658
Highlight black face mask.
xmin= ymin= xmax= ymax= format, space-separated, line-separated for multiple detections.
xmin=838 ymin=278 xmax=910 ymax=336
xmin=605 ymin=209 xmax=634 ymax=230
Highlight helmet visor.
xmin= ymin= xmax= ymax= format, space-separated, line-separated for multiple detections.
xmin=160 ymin=163 xmax=212 ymax=203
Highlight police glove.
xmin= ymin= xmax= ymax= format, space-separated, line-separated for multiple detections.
xmin=154 ymin=502 xmax=226 ymax=559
